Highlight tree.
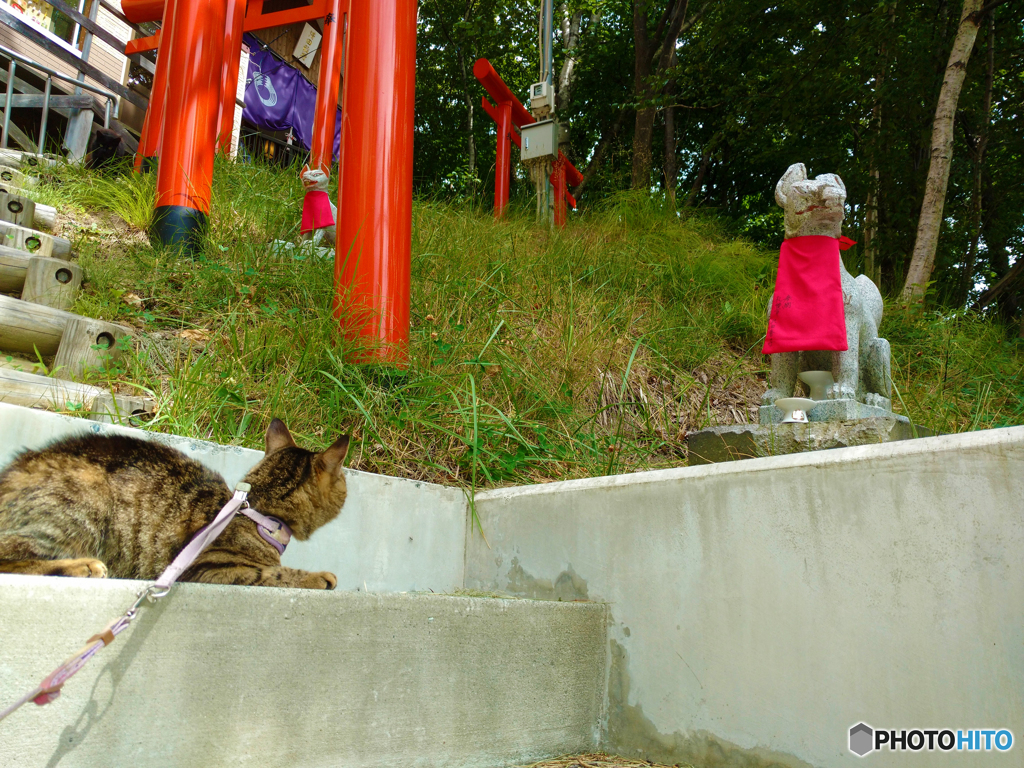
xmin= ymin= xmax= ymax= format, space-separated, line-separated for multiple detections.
xmin=630 ymin=0 xmax=707 ymax=190
xmin=901 ymin=0 xmax=985 ymax=301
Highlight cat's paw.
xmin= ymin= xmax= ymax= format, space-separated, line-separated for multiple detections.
xmin=299 ymin=571 xmax=337 ymax=590
xmin=66 ymin=558 xmax=107 ymax=578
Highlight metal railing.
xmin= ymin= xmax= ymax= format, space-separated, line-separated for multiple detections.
xmin=0 ymin=43 xmax=119 ymax=153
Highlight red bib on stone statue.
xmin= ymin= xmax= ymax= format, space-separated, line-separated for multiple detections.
xmin=762 ymin=235 xmax=850 ymax=354
xmin=300 ymin=190 xmax=334 ymax=234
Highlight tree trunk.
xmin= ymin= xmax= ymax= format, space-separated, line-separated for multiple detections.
xmin=630 ymin=0 xmax=655 ymax=189
xmin=901 ymin=0 xmax=984 ymax=302
xmin=956 ymin=12 xmax=994 ymax=306
xmin=682 ymin=131 xmax=720 ymax=209
xmin=454 ymin=45 xmax=476 ymax=180
xmin=630 ymin=1 xmax=705 ymax=190
xmin=664 ymin=104 xmax=676 ymax=205
xmin=575 ymin=108 xmax=628 ymax=198
xmin=863 ymin=2 xmax=896 ymax=290
xmin=557 ymin=6 xmax=584 ymax=113
xmin=663 ymin=49 xmax=677 ymax=206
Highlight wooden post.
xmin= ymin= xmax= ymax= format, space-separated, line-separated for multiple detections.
xmin=32 ymin=204 xmax=56 ymax=232
xmin=0 ymin=245 xmax=29 ymax=292
xmin=21 ymin=256 xmax=83 ymax=309
xmin=0 ymin=366 xmax=154 ymax=424
xmin=0 ymin=292 xmax=66 ymax=355
xmin=89 ymin=391 xmax=155 ymax=425
xmin=0 ymin=192 xmax=35 ymax=229
xmin=53 ymin=316 xmax=128 ymax=378
xmin=0 ymin=223 xmax=54 ymax=256
xmin=0 ymin=365 xmax=105 ymax=410
xmin=0 ymin=168 xmax=37 ymax=189
xmin=51 ymin=237 xmax=72 ymax=260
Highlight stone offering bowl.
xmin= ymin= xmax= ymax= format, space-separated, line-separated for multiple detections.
xmin=797 ymin=370 xmax=834 ymax=401
xmin=774 ymin=397 xmax=817 ymax=424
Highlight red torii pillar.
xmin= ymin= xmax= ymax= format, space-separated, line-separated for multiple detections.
xmin=308 ymin=0 xmax=345 ymax=174
xmin=335 ymin=0 xmax=416 ymax=364
xmin=150 ymin=0 xmax=232 ymax=250
xmin=215 ymin=0 xmax=248 ymax=155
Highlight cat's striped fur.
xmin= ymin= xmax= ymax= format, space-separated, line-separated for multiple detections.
xmin=0 ymin=420 xmax=348 ymax=589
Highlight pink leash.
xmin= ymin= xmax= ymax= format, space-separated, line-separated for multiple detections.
xmin=0 ymin=482 xmax=270 ymax=723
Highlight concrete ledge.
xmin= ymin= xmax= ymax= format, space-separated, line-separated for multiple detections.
xmin=0 ymin=403 xmax=468 ymax=592
xmin=0 ymin=575 xmax=608 ymax=768
xmin=468 ymin=426 xmax=1024 ymax=768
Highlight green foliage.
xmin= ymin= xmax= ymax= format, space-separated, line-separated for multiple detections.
xmin=45 ymin=161 xmax=156 ymax=230
xmin=411 ymin=0 xmax=1024 ymax=316
xmin=43 ymin=163 xmax=1024 ymax=488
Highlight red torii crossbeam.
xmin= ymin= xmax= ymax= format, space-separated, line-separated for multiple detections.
xmin=473 ymin=58 xmax=581 ymax=226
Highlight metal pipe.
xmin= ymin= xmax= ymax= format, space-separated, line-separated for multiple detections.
xmin=543 ymin=0 xmax=553 ymax=85
xmin=72 ymin=0 xmax=99 ymax=106
xmin=2 ymin=60 xmax=15 ymax=150
xmin=38 ymin=76 xmax=51 ymax=153
xmin=104 ymin=99 xmax=111 ymax=129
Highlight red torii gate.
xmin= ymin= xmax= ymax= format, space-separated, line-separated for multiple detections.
xmin=473 ymin=58 xmax=582 ymax=227
xmin=122 ymin=0 xmax=416 ymax=365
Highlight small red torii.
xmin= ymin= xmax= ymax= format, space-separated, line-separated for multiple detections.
xmin=473 ymin=58 xmax=582 ymax=227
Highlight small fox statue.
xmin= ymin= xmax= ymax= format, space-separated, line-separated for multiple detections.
xmin=299 ymin=165 xmax=337 ymax=247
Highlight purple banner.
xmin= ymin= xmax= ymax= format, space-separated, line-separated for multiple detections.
xmin=242 ymin=33 xmax=341 ymax=160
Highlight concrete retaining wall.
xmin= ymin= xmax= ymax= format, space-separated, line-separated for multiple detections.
xmin=0 ymin=575 xmax=608 ymax=768
xmin=466 ymin=427 xmax=1024 ymax=768
xmin=0 ymin=403 xmax=467 ymax=592
xmin=5 ymin=402 xmax=1024 ymax=767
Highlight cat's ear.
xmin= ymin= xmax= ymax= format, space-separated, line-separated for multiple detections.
xmin=266 ymin=419 xmax=297 ymax=454
xmin=320 ymin=435 xmax=350 ymax=475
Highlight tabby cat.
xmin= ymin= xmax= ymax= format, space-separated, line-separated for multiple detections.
xmin=0 ymin=419 xmax=347 ymax=589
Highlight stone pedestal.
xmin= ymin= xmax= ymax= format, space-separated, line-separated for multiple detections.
xmin=758 ymin=397 xmax=897 ymax=424
xmin=687 ymin=417 xmax=932 ymax=465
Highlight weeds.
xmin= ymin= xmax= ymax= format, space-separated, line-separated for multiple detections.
xmin=31 ymin=161 xmax=1024 ymax=487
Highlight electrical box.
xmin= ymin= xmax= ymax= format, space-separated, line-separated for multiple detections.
xmin=529 ymin=81 xmax=556 ymax=117
xmin=520 ymin=119 xmax=559 ymax=162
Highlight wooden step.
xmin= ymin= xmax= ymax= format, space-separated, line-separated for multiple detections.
xmin=0 ymin=222 xmax=54 ymax=257
xmin=0 ymin=293 xmax=127 ymax=377
xmin=0 ymin=249 xmax=82 ymax=309
xmin=0 ymin=167 xmax=38 ymax=190
xmin=0 ymin=191 xmax=35 ymax=229
xmin=0 ymin=366 xmax=153 ymax=425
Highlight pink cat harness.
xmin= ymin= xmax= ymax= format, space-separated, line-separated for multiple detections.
xmin=0 ymin=483 xmax=290 ymax=723
xmin=239 ymin=506 xmax=292 ymax=555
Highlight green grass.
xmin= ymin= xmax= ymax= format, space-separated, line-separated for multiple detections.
xmin=30 ymin=159 xmax=1024 ymax=488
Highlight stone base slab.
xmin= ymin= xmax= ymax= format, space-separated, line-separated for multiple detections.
xmin=759 ymin=397 xmax=899 ymax=424
xmin=688 ymin=417 xmax=932 ymax=465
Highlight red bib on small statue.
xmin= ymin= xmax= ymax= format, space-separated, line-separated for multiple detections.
xmin=300 ymin=190 xmax=334 ymax=234
xmin=762 ymin=235 xmax=849 ymax=354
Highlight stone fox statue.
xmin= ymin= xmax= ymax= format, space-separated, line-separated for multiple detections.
xmin=762 ymin=163 xmax=892 ymax=408
xmin=299 ymin=166 xmax=337 ymax=247
xmin=0 ymin=420 xmax=347 ymax=589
